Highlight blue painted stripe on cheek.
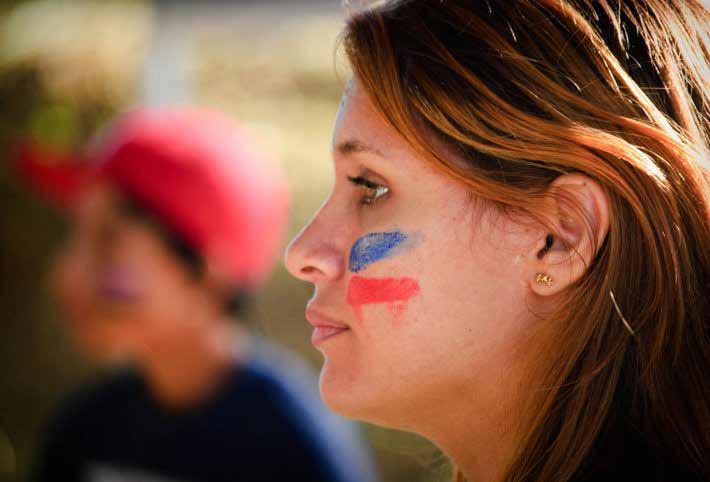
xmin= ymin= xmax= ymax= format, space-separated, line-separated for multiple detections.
xmin=348 ymin=230 xmax=409 ymax=273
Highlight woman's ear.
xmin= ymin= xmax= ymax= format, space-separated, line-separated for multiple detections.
xmin=529 ymin=174 xmax=610 ymax=296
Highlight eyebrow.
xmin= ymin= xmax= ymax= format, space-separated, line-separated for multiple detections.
xmin=335 ymin=139 xmax=386 ymax=158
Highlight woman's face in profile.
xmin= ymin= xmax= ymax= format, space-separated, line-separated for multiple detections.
xmin=286 ymin=82 xmax=544 ymax=428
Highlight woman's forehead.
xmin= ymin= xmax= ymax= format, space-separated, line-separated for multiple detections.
xmin=332 ymin=83 xmax=416 ymax=167
xmin=333 ymin=81 xmax=467 ymax=182
xmin=333 ymin=82 xmax=383 ymax=148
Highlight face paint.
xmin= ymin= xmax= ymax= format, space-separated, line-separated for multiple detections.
xmin=347 ymin=275 xmax=420 ymax=322
xmin=348 ymin=229 xmax=420 ymax=273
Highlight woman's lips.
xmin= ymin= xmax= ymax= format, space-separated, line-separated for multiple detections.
xmin=311 ymin=325 xmax=348 ymax=346
xmin=305 ymin=309 xmax=349 ymax=346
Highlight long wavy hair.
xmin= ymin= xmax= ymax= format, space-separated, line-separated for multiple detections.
xmin=341 ymin=1 xmax=710 ymax=480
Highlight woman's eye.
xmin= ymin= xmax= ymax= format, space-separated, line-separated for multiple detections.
xmin=348 ymin=176 xmax=390 ymax=205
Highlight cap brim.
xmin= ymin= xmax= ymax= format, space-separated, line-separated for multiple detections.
xmin=11 ymin=140 xmax=95 ymax=210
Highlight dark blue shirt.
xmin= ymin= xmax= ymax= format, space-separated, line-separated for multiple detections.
xmin=33 ymin=343 xmax=378 ymax=482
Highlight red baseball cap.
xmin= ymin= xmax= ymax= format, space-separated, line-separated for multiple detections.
xmin=15 ymin=107 xmax=290 ymax=289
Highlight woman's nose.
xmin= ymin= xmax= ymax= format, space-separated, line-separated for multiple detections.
xmin=284 ymin=208 xmax=346 ymax=284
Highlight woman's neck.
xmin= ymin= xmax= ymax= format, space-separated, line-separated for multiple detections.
xmin=415 ymin=364 xmax=526 ymax=482
xmin=437 ymin=416 xmax=516 ymax=482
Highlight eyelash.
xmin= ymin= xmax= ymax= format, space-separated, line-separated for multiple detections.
xmin=347 ymin=176 xmax=390 ymax=206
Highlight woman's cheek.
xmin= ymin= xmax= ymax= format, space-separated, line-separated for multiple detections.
xmin=347 ymin=275 xmax=421 ymax=324
xmin=345 ymin=228 xmax=424 ymax=325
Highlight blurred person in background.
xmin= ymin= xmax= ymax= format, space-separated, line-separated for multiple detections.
xmin=16 ymin=108 xmax=378 ymax=482
xmin=285 ymin=1 xmax=710 ymax=481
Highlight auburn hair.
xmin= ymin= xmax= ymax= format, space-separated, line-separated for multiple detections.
xmin=342 ymin=1 xmax=710 ymax=481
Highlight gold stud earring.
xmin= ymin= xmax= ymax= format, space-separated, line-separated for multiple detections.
xmin=535 ymin=273 xmax=553 ymax=286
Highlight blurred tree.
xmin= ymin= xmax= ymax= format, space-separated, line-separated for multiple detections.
xmin=0 ymin=3 xmax=147 ymax=479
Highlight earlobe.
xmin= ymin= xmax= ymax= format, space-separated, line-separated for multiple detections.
xmin=529 ymin=174 xmax=610 ymax=297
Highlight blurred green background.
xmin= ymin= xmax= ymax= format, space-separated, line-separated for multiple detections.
xmin=0 ymin=1 xmax=449 ymax=481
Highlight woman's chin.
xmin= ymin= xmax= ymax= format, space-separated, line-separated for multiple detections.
xmin=318 ymin=361 xmax=372 ymax=420
xmin=318 ymin=361 xmax=403 ymax=428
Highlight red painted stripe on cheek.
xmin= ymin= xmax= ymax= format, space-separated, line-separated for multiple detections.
xmin=347 ymin=275 xmax=421 ymax=322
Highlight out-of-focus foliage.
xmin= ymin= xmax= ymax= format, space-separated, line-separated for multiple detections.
xmin=0 ymin=2 xmax=449 ymax=481
xmin=0 ymin=0 xmax=150 ymax=108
